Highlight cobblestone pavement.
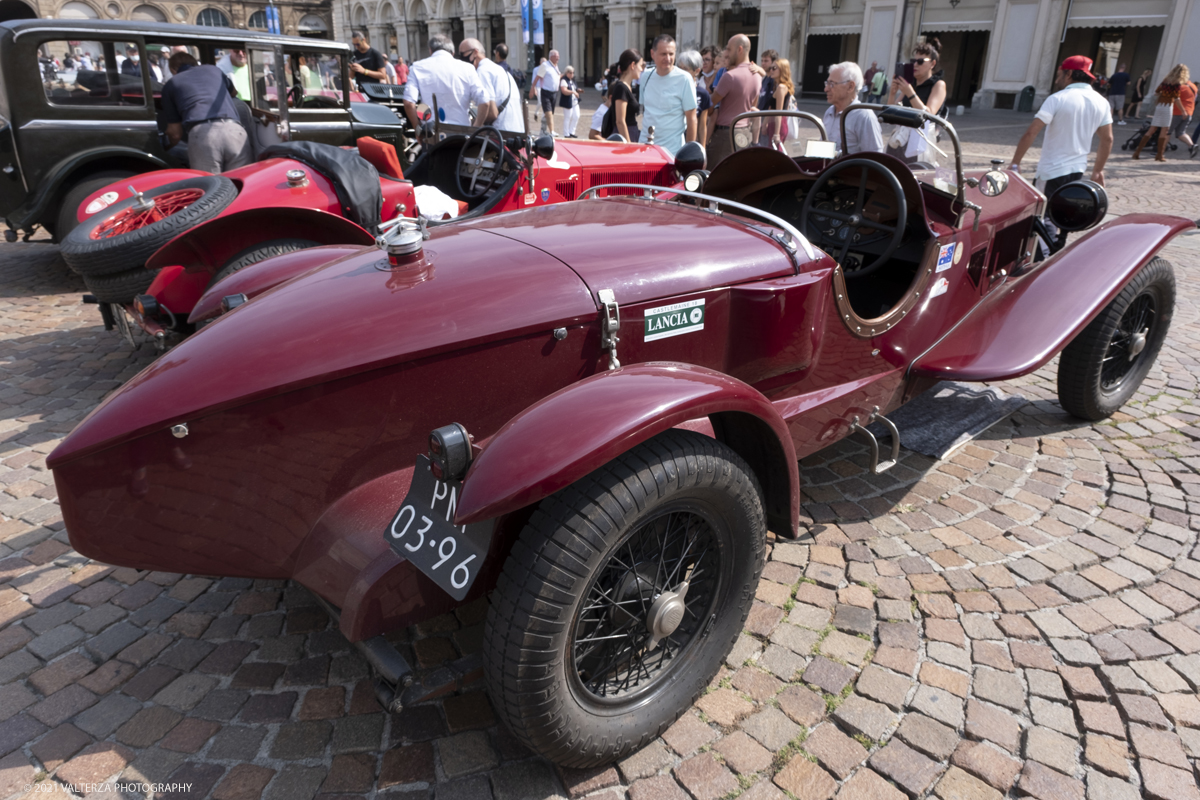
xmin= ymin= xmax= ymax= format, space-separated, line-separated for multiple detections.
xmin=2 ymin=114 xmax=1200 ymax=800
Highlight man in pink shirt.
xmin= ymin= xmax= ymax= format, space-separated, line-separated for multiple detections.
xmin=709 ymin=34 xmax=762 ymax=166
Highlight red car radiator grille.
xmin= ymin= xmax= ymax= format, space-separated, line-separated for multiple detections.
xmin=585 ymin=168 xmax=675 ymax=197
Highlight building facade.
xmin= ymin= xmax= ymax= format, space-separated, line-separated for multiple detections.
xmin=0 ymin=0 xmax=333 ymax=38
xmin=337 ymin=0 xmax=1199 ymax=110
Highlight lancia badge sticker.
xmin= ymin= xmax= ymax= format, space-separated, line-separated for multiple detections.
xmin=930 ymin=277 xmax=950 ymax=298
xmin=541 ymin=188 xmax=550 ymax=202
xmin=936 ymin=243 xmax=956 ymax=272
xmin=645 ymin=298 xmax=705 ymax=341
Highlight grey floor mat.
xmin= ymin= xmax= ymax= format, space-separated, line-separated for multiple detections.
xmin=869 ymin=381 xmax=1028 ymax=460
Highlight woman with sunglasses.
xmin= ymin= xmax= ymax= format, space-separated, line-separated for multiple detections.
xmin=889 ymin=40 xmax=946 ymax=117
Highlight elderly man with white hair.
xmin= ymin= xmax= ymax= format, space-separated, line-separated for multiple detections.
xmin=822 ymin=61 xmax=884 ymax=155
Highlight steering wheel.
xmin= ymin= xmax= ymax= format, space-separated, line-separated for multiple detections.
xmin=456 ymin=126 xmax=507 ymax=200
xmin=799 ymin=158 xmax=907 ymax=278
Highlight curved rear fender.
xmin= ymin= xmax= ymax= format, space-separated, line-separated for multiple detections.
xmin=145 ymin=207 xmax=376 ymax=274
xmin=77 ymin=169 xmax=210 ymax=224
xmin=292 ymin=466 xmax=533 ymax=642
xmin=455 ymin=362 xmax=800 ymax=536
xmin=188 ymin=245 xmax=370 ymax=324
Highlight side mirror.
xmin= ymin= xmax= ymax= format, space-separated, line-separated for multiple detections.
xmin=1046 ymin=180 xmax=1108 ymax=232
xmin=979 ymin=170 xmax=1009 ymax=197
xmin=532 ymin=134 xmax=556 ymax=161
xmin=674 ymin=141 xmax=707 ymax=175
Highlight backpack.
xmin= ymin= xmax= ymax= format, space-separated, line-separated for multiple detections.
xmin=600 ymin=103 xmax=617 ymax=138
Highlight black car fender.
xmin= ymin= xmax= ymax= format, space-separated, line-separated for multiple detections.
xmin=10 ymin=145 xmax=168 ymax=231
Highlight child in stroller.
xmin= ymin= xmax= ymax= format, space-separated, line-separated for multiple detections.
xmin=1122 ymin=119 xmax=1178 ymax=152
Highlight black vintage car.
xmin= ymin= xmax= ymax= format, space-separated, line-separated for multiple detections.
xmin=0 ymin=19 xmax=410 ymax=242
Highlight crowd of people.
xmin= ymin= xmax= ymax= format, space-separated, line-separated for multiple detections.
xmin=569 ymin=35 xmax=960 ymax=164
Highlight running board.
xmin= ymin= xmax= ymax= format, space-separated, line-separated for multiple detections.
xmin=849 ymin=406 xmax=901 ymax=473
xmin=314 ymin=596 xmax=483 ymax=715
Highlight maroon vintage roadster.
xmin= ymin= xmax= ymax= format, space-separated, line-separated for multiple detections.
xmin=49 ymin=107 xmax=1194 ymax=767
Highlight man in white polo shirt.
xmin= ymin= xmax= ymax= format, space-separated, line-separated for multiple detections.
xmin=1011 ymin=55 xmax=1112 ymax=191
xmin=528 ymin=50 xmax=561 ymax=136
xmin=1010 ymin=55 xmax=1112 ymax=245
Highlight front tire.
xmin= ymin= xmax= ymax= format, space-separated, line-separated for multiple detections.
xmin=484 ymin=430 xmax=766 ymax=767
xmin=1057 ymin=256 xmax=1175 ymax=420
xmin=210 ymin=238 xmax=319 ymax=286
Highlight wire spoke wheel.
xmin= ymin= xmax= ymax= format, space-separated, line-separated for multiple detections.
xmin=90 ymin=189 xmax=205 ymax=240
xmin=1057 ymin=257 xmax=1175 ymax=421
xmin=1099 ymin=292 xmax=1155 ymax=392
xmin=571 ymin=509 xmax=719 ymax=702
xmin=484 ymin=430 xmax=766 ymax=767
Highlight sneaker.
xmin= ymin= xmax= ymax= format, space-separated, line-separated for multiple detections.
xmin=1191 ymin=144 xmax=1197 ymax=158
xmin=1117 ymin=119 xmax=1126 ymax=125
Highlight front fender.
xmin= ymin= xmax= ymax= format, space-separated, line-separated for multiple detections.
xmin=911 ymin=214 xmax=1197 ymax=381
xmin=145 ymin=206 xmax=376 ymax=275
xmin=77 ymin=169 xmax=209 ymax=224
xmin=455 ymin=362 xmax=800 ymax=535
xmin=188 ymin=244 xmax=370 ymax=323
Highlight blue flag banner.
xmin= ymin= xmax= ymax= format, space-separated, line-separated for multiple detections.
xmin=520 ymin=0 xmax=530 ymax=44
xmin=531 ymin=0 xmax=544 ymax=45
xmin=266 ymin=5 xmax=280 ymax=34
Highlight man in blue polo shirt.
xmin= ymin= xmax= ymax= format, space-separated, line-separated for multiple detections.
xmin=161 ymin=52 xmax=252 ymax=174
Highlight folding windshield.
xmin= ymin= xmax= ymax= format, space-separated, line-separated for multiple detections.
xmin=842 ymin=104 xmax=965 ymax=199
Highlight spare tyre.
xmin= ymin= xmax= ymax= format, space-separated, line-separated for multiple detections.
xmin=62 ymin=176 xmax=238 ymax=278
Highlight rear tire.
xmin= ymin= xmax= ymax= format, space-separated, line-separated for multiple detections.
xmin=484 ymin=430 xmax=766 ymax=767
xmin=55 ymin=170 xmax=136 ymax=249
xmin=61 ymin=176 xmax=237 ymax=278
xmin=210 ymin=238 xmax=319 ymax=286
xmin=1057 ymin=257 xmax=1175 ymax=420
xmin=82 ymin=268 xmax=156 ymax=304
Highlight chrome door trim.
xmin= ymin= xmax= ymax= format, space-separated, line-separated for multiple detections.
xmin=21 ymin=119 xmax=158 ymax=132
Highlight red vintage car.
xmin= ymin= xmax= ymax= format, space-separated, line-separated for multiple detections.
xmin=48 ymin=107 xmax=1194 ymax=767
xmin=60 ymin=127 xmax=691 ymax=348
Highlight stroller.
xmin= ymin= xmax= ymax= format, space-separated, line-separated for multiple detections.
xmin=1122 ymin=119 xmax=1179 ymax=152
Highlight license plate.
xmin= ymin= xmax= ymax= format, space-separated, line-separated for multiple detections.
xmin=385 ymin=455 xmax=492 ymax=601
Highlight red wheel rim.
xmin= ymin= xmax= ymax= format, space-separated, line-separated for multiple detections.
xmin=89 ymin=188 xmax=205 ymax=240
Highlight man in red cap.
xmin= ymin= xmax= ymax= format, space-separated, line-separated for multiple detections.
xmin=1010 ymin=55 xmax=1113 ymax=247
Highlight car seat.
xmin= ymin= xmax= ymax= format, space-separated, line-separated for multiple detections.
xmin=356 ymin=136 xmax=405 ymax=180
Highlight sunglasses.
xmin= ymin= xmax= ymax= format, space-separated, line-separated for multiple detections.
xmin=911 ymin=57 xmax=932 ymax=65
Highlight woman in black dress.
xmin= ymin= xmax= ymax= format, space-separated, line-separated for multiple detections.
xmin=611 ymin=48 xmax=644 ymax=143
xmin=888 ymin=40 xmax=947 ymax=117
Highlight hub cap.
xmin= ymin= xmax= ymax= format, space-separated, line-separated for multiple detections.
xmin=1101 ymin=292 xmax=1156 ymax=392
xmin=90 ymin=188 xmax=204 ymax=240
xmin=571 ymin=510 xmax=718 ymax=702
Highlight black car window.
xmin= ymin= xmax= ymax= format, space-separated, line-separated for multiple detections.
xmin=286 ymin=51 xmax=346 ymax=108
xmin=40 ymin=40 xmax=146 ymax=107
